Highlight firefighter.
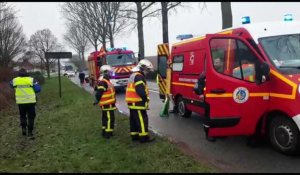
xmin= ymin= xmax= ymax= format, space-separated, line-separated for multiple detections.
xmin=94 ymin=65 xmax=116 ymax=139
xmin=11 ymin=68 xmax=41 ymax=139
xmin=125 ymin=59 xmax=155 ymax=143
xmin=194 ymin=72 xmax=216 ymax=142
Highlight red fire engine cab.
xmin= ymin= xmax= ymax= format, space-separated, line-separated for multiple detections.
xmin=88 ymin=47 xmax=137 ymax=91
xmin=157 ymin=15 xmax=300 ymax=155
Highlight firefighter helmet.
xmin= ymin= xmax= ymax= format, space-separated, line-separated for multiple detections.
xmin=100 ymin=65 xmax=113 ymax=75
xmin=131 ymin=59 xmax=154 ymax=72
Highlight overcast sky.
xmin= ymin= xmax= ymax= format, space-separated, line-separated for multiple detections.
xmin=8 ymin=2 xmax=300 ymax=58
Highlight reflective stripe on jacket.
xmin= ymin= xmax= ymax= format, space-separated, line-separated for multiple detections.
xmin=125 ymin=72 xmax=149 ymax=110
xmin=13 ymin=77 xmax=36 ymax=104
xmin=98 ymin=78 xmax=116 ymax=110
xmin=233 ymin=64 xmax=255 ymax=82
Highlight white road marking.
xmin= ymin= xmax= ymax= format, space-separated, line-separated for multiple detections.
xmin=149 ymin=89 xmax=159 ymax=93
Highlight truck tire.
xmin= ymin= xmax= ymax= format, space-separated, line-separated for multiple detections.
xmin=269 ymin=115 xmax=300 ymax=155
xmin=177 ymin=96 xmax=191 ymax=118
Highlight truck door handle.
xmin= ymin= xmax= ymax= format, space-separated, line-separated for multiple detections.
xmin=210 ymin=88 xmax=226 ymax=94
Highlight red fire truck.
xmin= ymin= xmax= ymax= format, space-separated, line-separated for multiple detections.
xmin=87 ymin=47 xmax=137 ymax=90
xmin=157 ymin=15 xmax=300 ymax=155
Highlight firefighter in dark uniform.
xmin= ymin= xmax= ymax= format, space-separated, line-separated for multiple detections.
xmin=194 ymin=72 xmax=216 ymax=142
xmin=125 ymin=59 xmax=155 ymax=143
xmin=94 ymin=65 xmax=116 ymax=139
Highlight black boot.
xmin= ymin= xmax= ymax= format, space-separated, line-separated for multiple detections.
xmin=140 ymin=135 xmax=155 ymax=143
xmin=28 ymin=129 xmax=34 ymax=140
xmin=203 ymin=125 xmax=216 ymax=142
xmin=102 ymin=129 xmax=105 ymax=137
xmin=131 ymin=135 xmax=139 ymax=141
xmin=103 ymin=132 xmax=110 ymax=139
xmin=22 ymin=127 xmax=27 ymax=136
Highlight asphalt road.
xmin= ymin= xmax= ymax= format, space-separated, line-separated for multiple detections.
xmin=69 ymin=76 xmax=300 ymax=173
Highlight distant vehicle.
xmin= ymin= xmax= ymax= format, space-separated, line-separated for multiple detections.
xmin=63 ymin=70 xmax=75 ymax=77
xmin=87 ymin=47 xmax=137 ymax=91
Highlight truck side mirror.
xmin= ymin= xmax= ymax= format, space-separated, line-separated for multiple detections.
xmin=255 ymin=62 xmax=270 ymax=85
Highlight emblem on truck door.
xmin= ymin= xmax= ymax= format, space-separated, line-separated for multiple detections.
xmin=233 ymin=87 xmax=249 ymax=103
xmin=189 ymin=52 xmax=195 ymax=65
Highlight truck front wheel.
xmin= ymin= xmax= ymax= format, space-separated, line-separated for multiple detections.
xmin=177 ymin=96 xmax=191 ymax=118
xmin=269 ymin=115 xmax=300 ymax=155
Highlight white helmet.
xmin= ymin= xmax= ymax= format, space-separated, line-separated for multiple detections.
xmin=131 ymin=59 xmax=154 ymax=72
xmin=100 ymin=65 xmax=113 ymax=75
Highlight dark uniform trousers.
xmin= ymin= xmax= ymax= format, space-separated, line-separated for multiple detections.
xmin=130 ymin=109 xmax=149 ymax=141
xmin=102 ymin=109 xmax=115 ymax=136
xmin=18 ymin=103 xmax=36 ymax=132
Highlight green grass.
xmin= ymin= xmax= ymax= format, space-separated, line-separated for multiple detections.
xmin=0 ymin=77 xmax=217 ymax=173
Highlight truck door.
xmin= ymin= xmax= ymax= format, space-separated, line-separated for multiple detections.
xmin=157 ymin=44 xmax=170 ymax=100
xmin=204 ymin=34 xmax=270 ymax=137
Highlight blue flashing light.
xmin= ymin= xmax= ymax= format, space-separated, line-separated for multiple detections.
xmin=111 ymin=71 xmax=116 ymax=77
xmin=176 ymin=34 xmax=193 ymax=40
xmin=107 ymin=47 xmax=128 ymax=52
xmin=107 ymin=48 xmax=114 ymax=51
xmin=241 ymin=16 xmax=251 ymax=24
xmin=284 ymin=14 xmax=293 ymax=21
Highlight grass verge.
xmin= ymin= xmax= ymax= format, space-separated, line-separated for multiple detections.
xmin=0 ymin=77 xmax=216 ymax=173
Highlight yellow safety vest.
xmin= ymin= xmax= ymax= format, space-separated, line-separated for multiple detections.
xmin=233 ymin=64 xmax=255 ymax=82
xmin=98 ymin=78 xmax=116 ymax=110
xmin=12 ymin=77 xmax=36 ymax=104
xmin=125 ymin=72 xmax=149 ymax=110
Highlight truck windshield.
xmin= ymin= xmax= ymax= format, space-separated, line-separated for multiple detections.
xmin=106 ymin=53 xmax=136 ymax=66
xmin=259 ymin=34 xmax=300 ymax=74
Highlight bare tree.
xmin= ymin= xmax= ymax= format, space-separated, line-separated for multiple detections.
xmin=28 ymin=29 xmax=60 ymax=79
xmin=0 ymin=2 xmax=26 ymax=67
xmin=120 ymin=2 xmax=160 ymax=59
xmin=63 ymin=22 xmax=90 ymax=63
xmin=101 ymin=2 xmax=131 ymax=48
xmin=161 ymin=2 xmax=182 ymax=43
xmin=61 ymin=2 xmax=101 ymax=51
xmin=61 ymin=2 xmax=129 ymax=51
xmin=221 ymin=2 xmax=232 ymax=29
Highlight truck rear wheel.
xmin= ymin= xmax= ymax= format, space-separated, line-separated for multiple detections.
xmin=269 ymin=115 xmax=300 ymax=155
xmin=177 ymin=96 xmax=191 ymax=118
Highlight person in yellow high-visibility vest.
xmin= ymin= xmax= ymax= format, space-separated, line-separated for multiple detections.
xmin=94 ymin=65 xmax=116 ymax=139
xmin=11 ymin=68 xmax=41 ymax=139
xmin=125 ymin=59 xmax=155 ymax=143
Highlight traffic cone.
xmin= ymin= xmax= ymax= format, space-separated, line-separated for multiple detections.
xmin=159 ymin=95 xmax=169 ymax=117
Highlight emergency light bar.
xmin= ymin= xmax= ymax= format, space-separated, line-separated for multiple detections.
xmin=284 ymin=14 xmax=293 ymax=21
xmin=241 ymin=16 xmax=251 ymax=24
xmin=107 ymin=47 xmax=127 ymax=51
xmin=176 ymin=34 xmax=193 ymax=40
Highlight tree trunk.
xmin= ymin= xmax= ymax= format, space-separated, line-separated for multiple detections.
xmin=82 ymin=50 xmax=85 ymax=62
xmin=102 ymin=35 xmax=107 ymax=51
xmin=94 ymin=39 xmax=98 ymax=52
xmin=40 ymin=60 xmax=44 ymax=74
xmin=46 ymin=59 xmax=50 ymax=79
xmin=109 ymin=25 xmax=114 ymax=48
xmin=136 ymin=2 xmax=145 ymax=59
xmin=161 ymin=2 xmax=169 ymax=43
xmin=221 ymin=2 xmax=232 ymax=29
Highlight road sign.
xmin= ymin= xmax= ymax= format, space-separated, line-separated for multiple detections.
xmin=45 ymin=52 xmax=72 ymax=98
xmin=45 ymin=52 xmax=72 ymax=59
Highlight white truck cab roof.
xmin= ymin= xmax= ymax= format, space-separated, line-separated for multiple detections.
xmin=233 ymin=20 xmax=300 ymax=43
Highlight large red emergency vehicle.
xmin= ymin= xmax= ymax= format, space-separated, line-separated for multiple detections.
xmin=88 ymin=47 xmax=137 ymax=90
xmin=157 ymin=15 xmax=300 ymax=155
